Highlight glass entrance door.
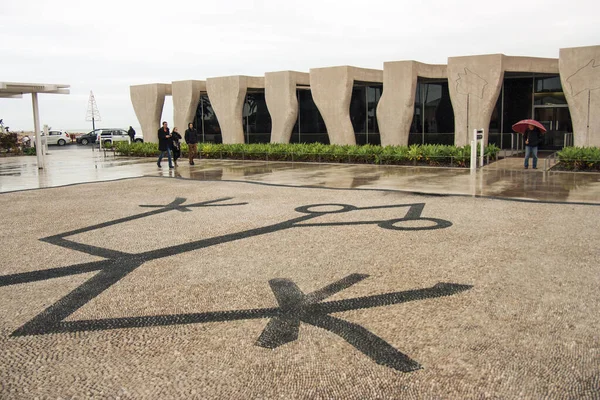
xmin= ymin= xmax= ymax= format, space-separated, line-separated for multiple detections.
xmin=534 ymin=106 xmax=573 ymax=150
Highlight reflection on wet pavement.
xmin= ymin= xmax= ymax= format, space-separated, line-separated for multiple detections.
xmin=1 ymin=145 xmax=599 ymax=204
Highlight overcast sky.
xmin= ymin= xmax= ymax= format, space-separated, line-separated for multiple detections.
xmin=1 ymin=0 xmax=599 ymax=132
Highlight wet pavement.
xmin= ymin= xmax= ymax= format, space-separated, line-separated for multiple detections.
xmin=1 ymin=145 xmax=599 ymax=398
xmin=1 ymin=145 xmax=599 ymax=204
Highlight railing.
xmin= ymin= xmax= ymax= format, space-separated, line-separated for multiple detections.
xmin=543 ymin=152 xmax=559 ymax=172
xmin=508 ymin=132 xmax=524 ymax=156
xmin=564 ymin=132 xmax=574 ymax=148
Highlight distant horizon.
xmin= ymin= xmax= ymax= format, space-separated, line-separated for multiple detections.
xmin=9 ymin=126 xmax=143 ymax=134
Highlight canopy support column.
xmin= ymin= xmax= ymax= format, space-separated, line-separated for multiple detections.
xmin=32 ymin=92 xmax=45 ymax=169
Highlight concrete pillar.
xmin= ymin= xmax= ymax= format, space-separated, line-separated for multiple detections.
xmin=130 ymin=84 xmax=170 ymax=144
xmin=172 ymin=80 xmax=205 ymax=135
xmin=559 ymin=45 xmax=600 ymax=147
xmin=265 ymin=71 xmax=309 ymax=143
xmin=206 ymin=76 xmax=248 ymax=144
xmin=205 ymin=76 xmax=265 ymax=144
xmin=447 ymin=54 xmax=504 ymax=146
xmin=31 ymin=92 xmax=44 ymax=169
xmin=377 ymin=61 xmax=447 ymax=146
xmin=309 ymin=66 xmax=383 ymax=145
xmin=309 ymin=66 xmax=355 ymax=145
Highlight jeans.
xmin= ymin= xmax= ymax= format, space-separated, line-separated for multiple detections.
xmin=524 ymin=145 xmax=538 ymax=168
xmin=157 ymin=148 xmax=173 ymax=167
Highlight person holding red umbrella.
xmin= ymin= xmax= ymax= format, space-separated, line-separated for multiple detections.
xmin=523 ymin=124 xmax=543 ymax=169
xmin=512 ymin=119 xmax=546 ymax=170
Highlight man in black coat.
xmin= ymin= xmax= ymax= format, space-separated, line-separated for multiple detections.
xmin=127 ymin=126 xmax=136 ymax=143
xmin=184 ymin=122 xmax=199 ymax=165
xmin=157 ymin=121 xmax=173 ymax=169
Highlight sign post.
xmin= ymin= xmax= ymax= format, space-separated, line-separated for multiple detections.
xmin=470 ymin=129 xmax=485 ymax=173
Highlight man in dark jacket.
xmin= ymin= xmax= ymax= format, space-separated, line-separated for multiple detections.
xmin=157 ymin=121 xmax=173 ymax=169
xmin=184 ymin=122 xmax=199 ymax=165
xmin=127 ymin=126 xmax=136 ymax=143
xmin=524 ymin=125 xmax=543 ymax=169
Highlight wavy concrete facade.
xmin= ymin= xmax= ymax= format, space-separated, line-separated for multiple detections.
xmin=309 ymin=66 xmax=383 ymax=145
xmin=131 ymin=45 xmax=599 ymax=148
xmin=206 ymin=76 xmax=264 ymax=144
xmin=265 ymin=71 xmax=309 ymax=143
xmin=172 ymin=80 xmax=205 ymax=134
xmin=130 ymin=83 xmax=171 ymax=144
xmin=377 ymin=61 xmax=447 ymax=146
xmin=559 ymin=45 xmax=600 ymax=147
xmin=448 ymin=54 xmax=559 ymax=146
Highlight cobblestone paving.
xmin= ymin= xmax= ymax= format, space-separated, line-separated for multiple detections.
xmin=0 ymin=177 xmax=599 ymax=399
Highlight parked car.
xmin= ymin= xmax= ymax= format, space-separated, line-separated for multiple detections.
xmin=32 ymin=130 xmax=70 ymax=146
xmin=77 ymin=129 xmax=143 ymax=145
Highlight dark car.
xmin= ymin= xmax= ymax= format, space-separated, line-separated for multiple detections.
xmin=76 ymin=131 xmax=98 ymax=145
xmin=77 ymin=129 xmax=144 ymax=145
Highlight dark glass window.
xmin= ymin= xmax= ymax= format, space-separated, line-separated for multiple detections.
xmin=367 ymin=85 xmax=382 ymax=145
xmin=534 ymin=75 xmax=566 ymax=105
xmin=489 ymin=94 xmax=502 ymax=134
xmin=194 ymin=94 xmax=222 ymax=143
xmin=534 ymin=93 xmax=567 ymax=106
xmin=293 ymin=88 xmax=329 ymax=144
xmin=243 ymin=91 xmax=271 ymax=144
xmin=350 ymin=86 xmax=367 ymax=134
xmin=488 ymin=93 xmax=505 ymax=148
xmin=502 ymin=78 xmax=533 ymax=133
xmin=535 ymin=76 xmax=563 ymax=92
xmin=410 ymin=82 xmax=423 ymax=134
xmin=410 ymin=80 xmax=454 ymax=145
xmin=350 ymin=83 xmax=382 ymax=145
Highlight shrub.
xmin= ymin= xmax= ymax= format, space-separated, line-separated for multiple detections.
xmin=0 ymin=132 xmax=19 ymax=152
xmin=557 ymin=147 xmax=600 ymax=171
xmin=115 ymin=142 xmax=501 ymax=168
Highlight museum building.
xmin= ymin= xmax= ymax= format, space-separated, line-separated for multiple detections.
xmin=130 ymin=45 xmax=600 ymax=150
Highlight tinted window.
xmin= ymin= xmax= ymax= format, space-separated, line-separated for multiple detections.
xmin=351 ymin=83 xmax=382 ymax=145
xmin=410 ymin=80 xmax=455 ymax=145
xmin=194 ymin=94 xmax=222 ymax=143
xmin=535 ymin=76 xmax=563 ymax=93
xmin=502 ymin=78 xmax=533 ymax=133
xmin=292 ymin=88 xmax=328 ymax=144
xmin=243 ymin=91 xmax=272 ymax=144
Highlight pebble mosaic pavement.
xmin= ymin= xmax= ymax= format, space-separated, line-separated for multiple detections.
xmin=0 ymin=177 xmax=599 ymax=399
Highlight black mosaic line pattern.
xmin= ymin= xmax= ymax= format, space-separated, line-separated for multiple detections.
xmin=0 ymin=197 xmax=468 ymax=372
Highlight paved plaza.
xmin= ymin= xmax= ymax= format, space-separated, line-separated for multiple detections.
xmin=0 ymin=149 xmax=599 ymax=398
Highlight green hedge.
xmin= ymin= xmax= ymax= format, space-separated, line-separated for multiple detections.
xmin=114 ymin=142 xmax=500 ymax=168
xmin=557 ymin=147 xmax=600 ymax=171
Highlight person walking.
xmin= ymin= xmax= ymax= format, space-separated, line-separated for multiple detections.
xmin=171 ymin=127 xmax=182 ymax=167
xmin=157 ymin=121 xmax=173 ymax=169
xmin=523 ymin=124 xmax=542 ymax=169
xmin=127 ymin=126 xmax=136 ymax=143
xmin=184 ymin=122 xmax=199 ymax=165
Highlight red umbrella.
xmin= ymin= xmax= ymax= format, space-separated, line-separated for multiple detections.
xmin=512 ymin=119 xmax=547 ymax=134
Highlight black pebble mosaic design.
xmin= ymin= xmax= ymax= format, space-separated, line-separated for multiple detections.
xmin=0 ymin=197 xmax=470 ymax=372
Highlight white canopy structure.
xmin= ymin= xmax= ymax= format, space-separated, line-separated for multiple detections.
xmin=0 ymin=81 xmax=70 ymax=168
